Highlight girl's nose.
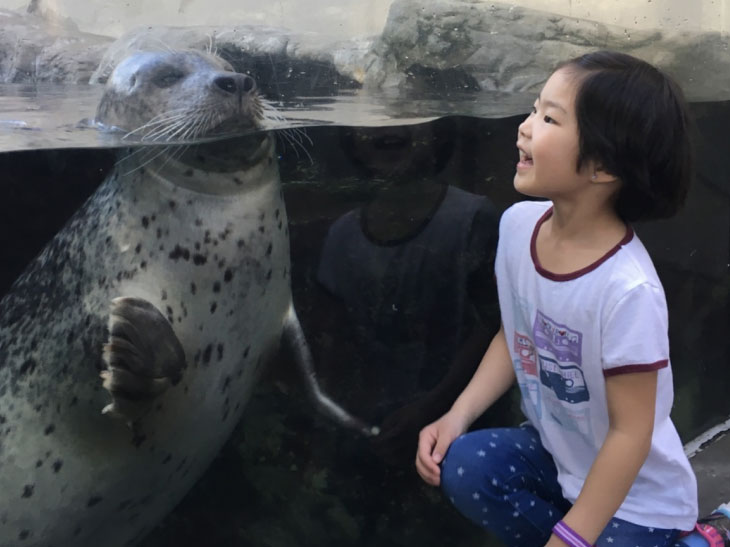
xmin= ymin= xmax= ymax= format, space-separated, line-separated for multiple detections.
xmin=518 ymin=114 xmax=532 ymax=138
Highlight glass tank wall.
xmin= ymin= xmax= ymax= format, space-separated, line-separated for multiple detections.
xmin=0 ymin=1 xmax=728 ymax=546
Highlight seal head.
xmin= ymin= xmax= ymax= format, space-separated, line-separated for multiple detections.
xmin=96 ymin=50 xmax=263 ymax=141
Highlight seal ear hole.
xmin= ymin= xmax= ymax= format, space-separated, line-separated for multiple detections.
xmin=129 ymin=75 xmax=137 ymax=88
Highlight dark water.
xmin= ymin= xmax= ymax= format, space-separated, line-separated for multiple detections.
xmin=1 ymin=106 xmax=729 ymax=546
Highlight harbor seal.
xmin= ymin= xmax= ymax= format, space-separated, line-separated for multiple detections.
xmin=0 ymin=50 xmax=373 ymax=547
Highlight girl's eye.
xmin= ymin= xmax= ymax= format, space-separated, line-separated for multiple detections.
xmin=543 ymin=115 xmax=555 ymax=124
xmin=530 ymin=106 xmax=537 ymax=114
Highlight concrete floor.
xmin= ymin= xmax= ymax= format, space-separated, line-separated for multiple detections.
xmin=691 ymin=431 xmax=730 ymax=515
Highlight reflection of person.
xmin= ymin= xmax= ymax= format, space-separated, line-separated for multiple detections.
xmin=416 ymin=51 xmax=699 ymax=546
xmin=314 ymin=122 xmax=501 ymax=466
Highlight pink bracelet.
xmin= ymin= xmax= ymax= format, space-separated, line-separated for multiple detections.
xmin=552 ymin=520 xmax=593 ymax=547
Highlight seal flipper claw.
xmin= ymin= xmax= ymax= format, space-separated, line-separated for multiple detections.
xmin=282 ymin=304 xmax=379 ymax=437
xmin=101 ymin=296 xmax=187 ymax=424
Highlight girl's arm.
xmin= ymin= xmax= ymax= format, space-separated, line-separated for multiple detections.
xmin=545 ymin=369 xmax=658 ymax=546
xmin=449 ymin=324 xmax=516 ymax=428
xmin=416 ymin=325 xmax=516 ymax=485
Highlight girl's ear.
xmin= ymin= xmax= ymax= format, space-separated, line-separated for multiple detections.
xmin=589 ymin=163 xmax=619 ymax=185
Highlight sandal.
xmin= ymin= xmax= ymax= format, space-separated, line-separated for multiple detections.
xmin=692 ymin=523 xmax=727 ymax=547
xmin=678 ymin=503 xmax=730 ymax=546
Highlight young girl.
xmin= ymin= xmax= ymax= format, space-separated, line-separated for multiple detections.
xmin=415 ymin=51 xmax=700 ymax=546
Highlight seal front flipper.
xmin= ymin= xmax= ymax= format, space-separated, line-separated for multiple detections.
xmin=282 ymin=304 xmax=380 ymax=438
xmin=100 ymin=296 xmax=187 ymax=426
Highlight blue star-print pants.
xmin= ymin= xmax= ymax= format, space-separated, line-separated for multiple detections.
xmin=440 ymin=425 xmax=683 ymax=546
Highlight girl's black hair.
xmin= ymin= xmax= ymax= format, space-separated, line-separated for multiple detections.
xmin=559 ymin=50 xmax=693 ymax=222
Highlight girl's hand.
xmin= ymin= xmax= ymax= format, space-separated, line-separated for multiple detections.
xmin=415 ymin=411 xmax=468 ymax=486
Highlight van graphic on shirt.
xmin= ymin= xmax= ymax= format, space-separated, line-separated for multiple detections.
xmin=538 ymin=355 xmax=589 ymax=404
xmin=532 ymin=310 xmax=594 ymax=441
xmin=532 ymin=311 xmax=588 ymax=404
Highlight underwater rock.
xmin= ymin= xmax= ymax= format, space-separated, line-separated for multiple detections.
xmin=4 ymin=1 xmax=729 ymax=102
xmin=88 ymin=25 xmax=371 ymax=97
xmin=0 ymin=7 xmax=112 ymax=83
xmin=364 ymin=0 xmax=730 ymax=101
xmin=0 ymin=8 xmax=371 ymax=94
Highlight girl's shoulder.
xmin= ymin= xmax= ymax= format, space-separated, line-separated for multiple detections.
xmin=598 ymin=234 xmax=667 ymax=321
xmin=499 ymin=199 xmax=551 ymax=231
xmin=609 ymin=231 xmax=662 ymax=287
xmin=502 ymin=199 xmax=551 ymax=218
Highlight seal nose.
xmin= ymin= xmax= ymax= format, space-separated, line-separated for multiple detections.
xmin=214 ymin=74 xmax=256 ymax=95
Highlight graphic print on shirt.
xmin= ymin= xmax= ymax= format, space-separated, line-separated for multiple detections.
xmin=533 ymin=311 xmax=594 ymax=443
xmin=511 ymin=291 xmax=542 ymax=418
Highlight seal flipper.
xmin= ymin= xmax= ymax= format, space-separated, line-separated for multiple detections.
xmin=282 ymin=304 xmax=379 ymax=437
xmin=100 ymin=296 xmax=187 ymax=425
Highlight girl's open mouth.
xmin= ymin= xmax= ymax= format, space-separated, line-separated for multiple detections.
xmin=517 ymin=150 xmax=533 ymax=169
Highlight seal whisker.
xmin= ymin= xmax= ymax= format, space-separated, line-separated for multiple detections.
xmin=162 ymin=105 xmax=221 ymax=142
xmin=205 ymin=34 xmax=218 ymax=57
xmin=289 ymin=126 xmax=313 ymax=147
xmin=147 ymin=117 xmax=194 ymax=142
xmin=135 ymin=107 xmax=193 ymax=125
xmin=140 ymin=145 xmax=177 ymax=176
xmin=260 ymin=99 xmax=287 ymax=122
xmin=277 ymin=128 xmax=313 ymax=164
xmin=166 ymin=117 xmax=199 ymax=142
xmin=119 ymin=146 xmax=162 ymax=174
xmin=113 ymin=144 xmax=161 ymax=169
xmin=143 ymin=106 xmax=212 ymax=141
xmin=186 ymin=108 xmax=220 ymax=140
xmin=145 ymin=116 xmax=193 ymax=139
xmin=126 ymin=110 xmax=193 ymax=141
xmin=137 ymin=119 xmax=192 ymax=142
xmin=180 ymin=112 xmax=209 ymax=140
xmin=170 ymin=144 xmax=191 ymax=163
xmin=121 ymin=145 xmax=174 ymax=176
xmin=129 ymin=115 xmax=186 ymax=137
xmin=156 ymin=144 xmax=189 ymax=172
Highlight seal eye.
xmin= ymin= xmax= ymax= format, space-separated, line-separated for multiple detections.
xmin=153 ymin=69 xmax=185 ymax=88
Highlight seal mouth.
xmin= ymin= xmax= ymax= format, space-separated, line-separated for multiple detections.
xmin=177 ymin=132 xmax=272 ymax=173
xmin=206 ymin=117 xmax=262 ymax=139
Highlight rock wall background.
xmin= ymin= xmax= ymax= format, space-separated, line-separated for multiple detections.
xmin=1 ymin=0 xmax=730 ymax=102
xmin=2 ymin=0 xmax=728 ymax=40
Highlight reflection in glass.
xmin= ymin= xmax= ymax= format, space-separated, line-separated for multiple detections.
xmin=314 ymin=123 xmax=501 ymax=465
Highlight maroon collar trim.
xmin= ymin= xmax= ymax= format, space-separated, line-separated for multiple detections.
xmin=530 ymin=207 xmax=634 ymax=282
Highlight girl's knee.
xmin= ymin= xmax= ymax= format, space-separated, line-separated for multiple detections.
xmin=440 ymin=435 xmax=477 ymax=494
xmin=440 ymin=427 xmax=546 ymax=500
xmin=440 ymin=431 xmax=502 ymax=497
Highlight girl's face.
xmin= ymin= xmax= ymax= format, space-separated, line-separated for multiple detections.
xmin=514 ymin=67 xmax=594 ymax=199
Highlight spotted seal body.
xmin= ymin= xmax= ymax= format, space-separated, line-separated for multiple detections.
xmin=0 ymin=50 xmax=371 ymax=547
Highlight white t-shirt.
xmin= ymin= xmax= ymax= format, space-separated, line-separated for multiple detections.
xmin=495 ymin=200 xmax=698 ymax=530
